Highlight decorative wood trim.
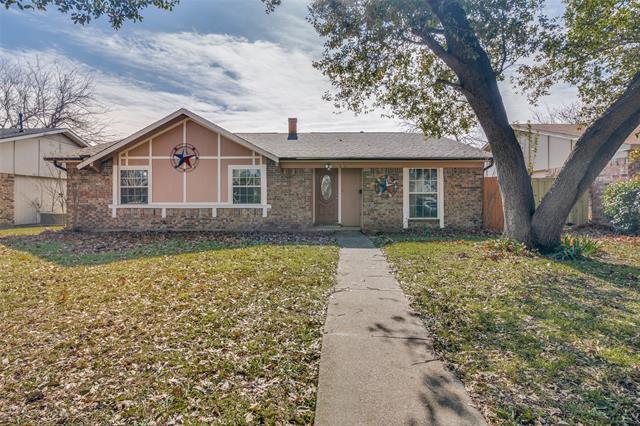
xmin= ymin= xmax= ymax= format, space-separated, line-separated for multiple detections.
xmin=402 ymin=168 xmax=409 ymax=229
xmin=182 ymin=122 xmax=187 ymax=203
xmin=112 ymin=161 xmax=118 ymax=218
xmin=312 ymin=169 xmax=316 ymax=224
xmin=338 ymin=167 xmax=342 ymax=224
xmin=217 ymin=133 xmax=221 ymax=203
xmin=438 ymin=167 xmax=444 ymax=228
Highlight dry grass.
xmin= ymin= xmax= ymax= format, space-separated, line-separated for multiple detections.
xmin=0 ymin=229 xmax=338 ymax=424
xmin=381 ymin=234 xmax=639 ymax=425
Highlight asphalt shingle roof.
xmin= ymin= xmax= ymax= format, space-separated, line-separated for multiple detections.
xmin=43 ymin=140 xmax=119 ymax=160
xmin=237 ymin=132 xmax=490 ymax=160
xmin=0 ymin=128 xmax=57 ymax=140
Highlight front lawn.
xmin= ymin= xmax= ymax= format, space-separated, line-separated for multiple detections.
xmin=381 ymin=234 xmax=639 ymax=425
xmin=0 ymin=230 xmax=338 ymax=424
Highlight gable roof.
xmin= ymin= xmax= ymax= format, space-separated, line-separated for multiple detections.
xmin=48 ymin=108 xmax=490 ymax=166
xmin=237 ymin=132 xmax=489 ymax=160
xmin=75 ymin=109 xmax=278 ymax=169
xmin=0 ymin=127 xmax=88 ymax=147
xmin=512 ymin=123 xmax=640 ymax=145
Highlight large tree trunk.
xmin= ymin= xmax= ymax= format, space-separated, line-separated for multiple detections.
xmin=531 ymin=72 xmax=640 ymax=251
xmin=426 ymin=0 xmax=536 ymax=244
xmin=425 ymin=1 xmax=640 ymax=251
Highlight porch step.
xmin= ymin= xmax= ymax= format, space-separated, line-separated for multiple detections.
xmin=313 ymin=225 xmax=361 ymax=232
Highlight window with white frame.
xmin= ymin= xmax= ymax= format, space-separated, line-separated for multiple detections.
xmin=409 ymin=168 xmax=438 ymax=218
xmin=120 ymin=169 xmax=149 ymax=204
xmin=231 ymin=167 xmax=262 ymax=204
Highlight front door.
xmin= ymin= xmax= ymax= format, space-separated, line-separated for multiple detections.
xmin=315 ymin=168 xmax=338 ymax=225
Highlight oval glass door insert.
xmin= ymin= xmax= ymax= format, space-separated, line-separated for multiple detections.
xmin=321 ymin=175 xmax=332 ymax=200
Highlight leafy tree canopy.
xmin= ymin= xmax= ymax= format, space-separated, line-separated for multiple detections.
xmin=309 ymin=0 xmax=639 ymax=136
xmin=1 ymin=0 xmax=284 ymax=28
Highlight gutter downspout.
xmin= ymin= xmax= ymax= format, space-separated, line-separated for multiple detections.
xmin=483 ymin=157 xmax=494 ymax=172
xmin=53 ymin=160 xmax=68 ymax=172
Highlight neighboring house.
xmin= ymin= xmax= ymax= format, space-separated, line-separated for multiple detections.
xmin=486 ymin=123 xmax=640 ymax=224
xmin=0 ymin=128 xmax=88 ymax=226
xmin=45 ymin=108 xmax=490 ymax=232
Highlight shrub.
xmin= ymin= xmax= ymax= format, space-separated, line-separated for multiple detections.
xmin=553 ymin=235 xmax=600 ymax=260
xmin=480 ymin=238 xmax=534 ymax=260
xmin=602 ymin=178 xmax=640 ymax=234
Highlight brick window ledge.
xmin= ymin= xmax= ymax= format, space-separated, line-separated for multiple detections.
xmin=108 ymin=203 xmax=271 ymax=219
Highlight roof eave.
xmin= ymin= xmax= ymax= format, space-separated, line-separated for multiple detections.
xmin=0 ymin=129 xmax=88 ymax=146
xmin=76 ymin=108 xmax=279 ymax=169
xmin=279 ymin=156 xmax=491 ymax=161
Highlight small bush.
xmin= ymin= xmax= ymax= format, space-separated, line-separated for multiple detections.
xmin=602 ymin=178 xmax=640 ymax=234
xmin=553 ymin=235 xmax=600 ymax=260
xmin=479 ymin=238 xmax=534 ymax=261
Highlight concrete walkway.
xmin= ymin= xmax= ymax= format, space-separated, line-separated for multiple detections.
xmin=315 ymin=232 xmax=486 ymax=425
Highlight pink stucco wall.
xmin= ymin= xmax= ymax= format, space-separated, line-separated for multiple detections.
xmin=117 ymin=119 xmax=260 ymax=204
xmin=152 ymin=159 xmax=182 ymax=202
xmin=186 ymin=159 xmax=218 ymax=202
xmin=186 ymin=120 xmax=217 ymax=156
xmin=221 ymin=135 xmax=253 ymax=156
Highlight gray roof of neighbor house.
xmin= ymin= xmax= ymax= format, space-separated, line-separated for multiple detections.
xmin=43 ymin=140 xmax=119 ymax=161
xmin=512 ymin=123 xmax=640 ymax=145
xmin=0 ymin=127 xmax=88 ymax=146
xmin=237 ymin=132 xmax=490 ymax=160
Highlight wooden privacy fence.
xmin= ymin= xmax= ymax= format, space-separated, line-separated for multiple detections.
xmin=483 ymin=177 xmax=589 ymax=232
xmin=483 ymin=177 xmax=504 ymax=232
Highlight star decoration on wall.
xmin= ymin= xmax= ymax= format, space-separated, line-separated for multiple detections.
xmin=170 ymin=143 xmax=200 ymax=172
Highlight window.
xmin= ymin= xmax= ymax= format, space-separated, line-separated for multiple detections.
xmin=120 ymin=169 xmax=149 ymax=204
xmin=320 ymin=175 xmax=332 ymax=200
xmin=409 ymin=168 xmax=438 ymax=218
xmin=232 ymin=167 xmax=261 ymax=204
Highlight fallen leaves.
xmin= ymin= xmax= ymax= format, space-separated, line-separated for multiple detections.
xmin=384 ymin=234 xmax=640 ymax=425
xmin=0 ymin=229 xmax=338 ymax=424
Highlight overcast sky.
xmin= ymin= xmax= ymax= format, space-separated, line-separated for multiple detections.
xmin=0 ymin=0 xmax=574 ymax=139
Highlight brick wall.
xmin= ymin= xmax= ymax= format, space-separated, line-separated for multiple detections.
xmin=362 ymin=168 xmax=404 ymax=231
xmin=66 ymin=159 xmax=314 ymax=231
xmin=361 ymin=167 xmax=483 ymax=232
xmin=443 ymin=168 xmax=484 ymax=229
xmin=590 ymin=152 xmax=639 ymax=224
xmin=0 ymin=173 xmax=15 ymax=226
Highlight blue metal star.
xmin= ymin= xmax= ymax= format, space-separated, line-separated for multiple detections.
xmin=174 ymin=149 xmax=196 ymax=169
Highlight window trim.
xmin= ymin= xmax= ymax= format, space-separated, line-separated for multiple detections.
xmin=228 ymin=165 xmax=267 ymax=205
xmin=403 ymin=167 xmax=444 ymax=229
xmin=119 ymin=166 xmax=150 ymax=205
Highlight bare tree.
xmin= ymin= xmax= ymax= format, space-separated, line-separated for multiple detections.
xmin=531 ymin=102 xmax=585 ymax=124
xmin=0 ymin=57 xmax=111 ymax=143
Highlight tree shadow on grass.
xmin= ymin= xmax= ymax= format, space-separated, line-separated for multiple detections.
xmin=0 ymin=230 xmax=337 ymax=267
xmin=385 ymin=242 xmax=640 ymax=424
xmin=562 ymin=256 xmax=640 ymax=290
xmin=422 ymin=280 xmax=637 ymax=423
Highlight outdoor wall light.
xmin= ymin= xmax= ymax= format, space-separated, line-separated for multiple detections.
xmin=325 ymin=163 xmax=332 ymax=171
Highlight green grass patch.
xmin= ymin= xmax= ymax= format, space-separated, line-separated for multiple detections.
xmin=382 ymin=236 xmax=639 ymax=425
xmin=0 ymin=226 xmax=62 ymax=237
xmin=0 ymin=231 xmax=338 ymax=424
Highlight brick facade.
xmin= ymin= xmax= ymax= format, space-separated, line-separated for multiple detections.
xmin=0 ymin=173 xmax=15 ymax=226
xmin=66 ymin=159 xmax=314 ymax=231
xmin=66 ymin=160 xmax=483 ymax=232
xmin=443 ymin=168 xmax=484 ymax=229
xmin=361 ymin=167 xmax=483 ymax=232
xmin=591 ymin=148 xmax=640 ymax=224
xmin=362 ymin=168 xmax=404 ymax=231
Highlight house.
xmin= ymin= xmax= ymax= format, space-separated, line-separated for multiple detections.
xmin=45 ymin=109 xmax=490 ymax=232
xmin=0 ymin=128 xmax=88 ymax=226
xmin=508 ymin=123 xmax=640 ymax=224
